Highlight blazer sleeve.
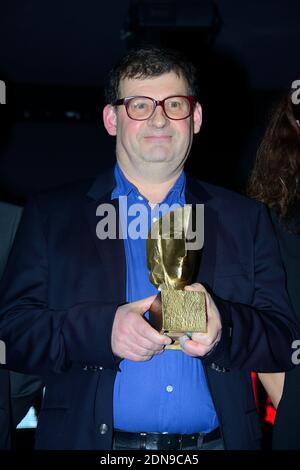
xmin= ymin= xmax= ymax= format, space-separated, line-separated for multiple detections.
xmin=10 ymin=372 xmax=44 ymax=427
xmin=0 ymin=196 xmax=120 ymax=375
xmin=202 ymin=203 xmax=300 ymax=372
xmin=0 ymin=202 xmax=23 ymax=278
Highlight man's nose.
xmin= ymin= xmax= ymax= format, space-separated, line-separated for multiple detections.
xmin=148 ymin=104 xmax=169 ymax=127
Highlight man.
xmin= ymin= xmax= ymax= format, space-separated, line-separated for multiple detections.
xmin=0 ymin=47 xmax=298 ymax=450
xmin=0 ymin=201 xmax=43 ymax=449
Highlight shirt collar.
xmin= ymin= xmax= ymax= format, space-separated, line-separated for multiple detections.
xmin=111 ymin=163 xmax=186 ymax=203
xmin=111 ymin=164 xmax=137 ymax=199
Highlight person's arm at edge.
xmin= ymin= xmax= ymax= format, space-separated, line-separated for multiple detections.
xmin=0 ymin=196 xmax=121 ymax=376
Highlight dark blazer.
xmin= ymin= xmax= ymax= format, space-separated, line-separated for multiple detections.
xmin=0 ymin=202 xmax=23 ymax=449
xmin=270 ymin=211 xmax=300 ymax=450
xmin=0 ymin=368 xmax=10 ymax=449
xmin=0 ymin=173 xmax=298 ymax=450
xmin=0 ymin=202 xmax=43 ymax=449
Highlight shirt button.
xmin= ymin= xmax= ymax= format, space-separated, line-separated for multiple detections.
xmin=99 ymin=423 xmax=109 ymax=434
xmin=166 ymin=385 xmax=173 ymax=393
xmin=137 ymin=195 xmax=143 ymax=200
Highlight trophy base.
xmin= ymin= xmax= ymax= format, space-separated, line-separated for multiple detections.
xmin=149 ymin=289 xmax=207 ymax=351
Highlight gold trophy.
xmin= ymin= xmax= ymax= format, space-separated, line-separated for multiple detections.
xmin=147 ymin=206 xmax=207 ymax=350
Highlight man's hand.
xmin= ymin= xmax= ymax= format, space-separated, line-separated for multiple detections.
xmin=180 ymin=283 xmax=222 ymax=357
xmin=112 ymin=295 xmax=172 ymax=361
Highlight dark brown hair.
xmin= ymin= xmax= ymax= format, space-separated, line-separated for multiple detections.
xmin=104 ymin=47 xmax=199 ymax=104
xmin=248 ymin=92 xmax=300 ymax=226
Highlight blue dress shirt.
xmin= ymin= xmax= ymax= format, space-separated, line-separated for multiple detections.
xmin=112 ymin=164 xmax=218 ymax=433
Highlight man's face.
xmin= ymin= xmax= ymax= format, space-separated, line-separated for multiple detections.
xmin=103 ymin=72 xmax=202 ymax=182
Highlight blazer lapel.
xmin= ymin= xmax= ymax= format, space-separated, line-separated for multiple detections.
xmin=186 ymin=178 xmax=219 ymax=291
xmin=84 ymin=170 xmax=126 ymax=304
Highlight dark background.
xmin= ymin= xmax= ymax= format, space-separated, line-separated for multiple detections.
xmin=0 ymin=0 xmax=299 ymax=205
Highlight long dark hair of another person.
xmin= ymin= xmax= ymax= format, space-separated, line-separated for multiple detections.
xmin=248 ymin=91 xmax=300 ymax=233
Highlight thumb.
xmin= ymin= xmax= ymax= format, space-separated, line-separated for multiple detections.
xmin=184 ymin=283 xmax=206 ymax=293
xmin=133 ymin=295 xmax=157 ymax=315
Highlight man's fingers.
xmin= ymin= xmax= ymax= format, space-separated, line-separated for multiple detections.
xmin=191 ymin=332 xmax=216 ymax=346
xmin=112 ymin=295 xmax=172 ymax=360
xmin=128 ymin=299 xmax=172 ymax=346
xmin=138 ymin=320 xmax=172 ymax=346
xmin=122 ymin=335 xmax=168 ymax=361
xmin=179 ymin=335 xmax=190 ymax=348
xmin=184 ymin=283 xmax=206 ymax=293
xmin=179 ymin=336 xmax=213 ymax=357
xmin=132 ymin=295 xmax=157 ymax=315
xmin=129 ymin=331 xmax=170 ymax=352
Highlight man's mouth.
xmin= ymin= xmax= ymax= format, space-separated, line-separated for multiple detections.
xmin=143 ymin=135 xmax=172 ymax=143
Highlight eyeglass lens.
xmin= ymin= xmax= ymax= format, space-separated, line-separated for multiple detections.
xmin=126 ymin=96 xmax=191 ymax=120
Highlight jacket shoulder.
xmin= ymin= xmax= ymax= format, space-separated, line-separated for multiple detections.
xmin=194 ymin=179 xmax=263 ymax=213
xmin=30 ymin=178 xmax=95 ymax=213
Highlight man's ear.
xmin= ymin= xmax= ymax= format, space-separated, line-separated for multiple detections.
xmin=193 ymin=102 xmax=202 ymax=135
xmin=103 ymin=104 xmax=117 ymax=136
